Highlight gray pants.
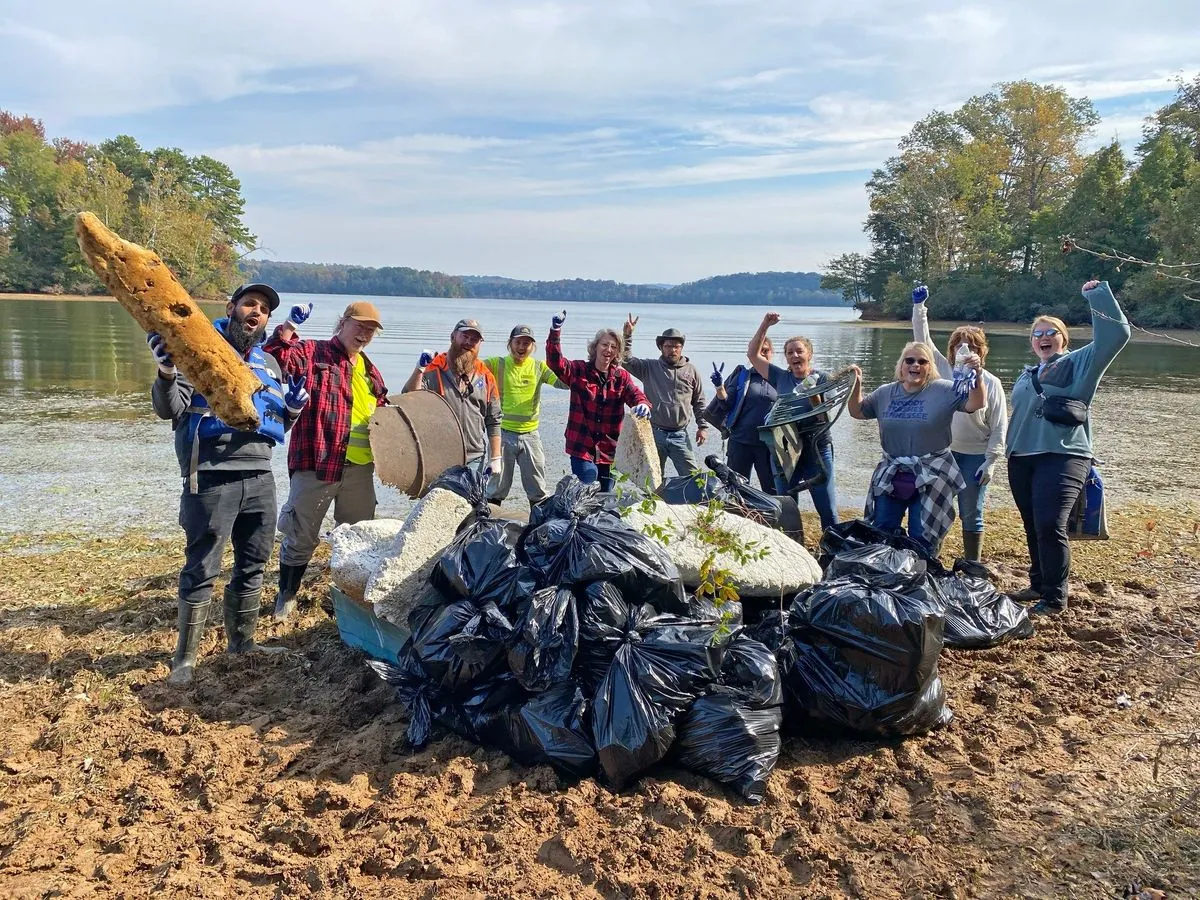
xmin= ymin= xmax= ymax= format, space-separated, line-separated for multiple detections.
xmin=278 ymin=462 xmax=377 ymax=567
xmin=487 ymin=429 xmax=549 ymax=504
xmin=179 ymin=471 xmax=276 ymax=608
xmin=653 ymin=424 xmax=699 ymax=478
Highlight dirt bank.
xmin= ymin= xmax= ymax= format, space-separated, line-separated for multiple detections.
xmin=1 ymin=508 xmax=1198 ymax=899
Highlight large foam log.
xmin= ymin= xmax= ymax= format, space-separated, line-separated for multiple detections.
xmin=74 ymin=211 xmax=262 ymax=430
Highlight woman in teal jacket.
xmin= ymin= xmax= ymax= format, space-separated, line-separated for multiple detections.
xmin=1006 ymin=279 xmax=1130 ymax=615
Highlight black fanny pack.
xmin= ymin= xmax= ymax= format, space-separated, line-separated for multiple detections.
xmin=1030 ymin=366 xmax=1088 ymax=427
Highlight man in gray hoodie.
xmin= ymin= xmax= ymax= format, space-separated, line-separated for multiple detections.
xmin=621 ymin=316 xmax=709 ymax=477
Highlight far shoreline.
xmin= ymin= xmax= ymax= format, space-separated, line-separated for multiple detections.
xmin=3 ymin=292 xmax=1196 ymax=346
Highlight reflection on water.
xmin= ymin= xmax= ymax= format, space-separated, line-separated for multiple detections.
xmin=1 ymin=295 xmax=1197 ymax=536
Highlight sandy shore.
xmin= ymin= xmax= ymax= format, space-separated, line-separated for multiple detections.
xmin=1 ymin=505 xmax=1197 ymax=898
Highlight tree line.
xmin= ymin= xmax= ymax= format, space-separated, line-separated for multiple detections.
xmin=821 ymin=77 xmax=1200 ymax=328
xmin=0 ymin=112 xmax=254 ymax=298
xmin=462 ymin=271 xmax=842 ymax=305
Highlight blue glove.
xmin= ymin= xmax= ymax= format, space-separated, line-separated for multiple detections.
xmin=710 ymin=362 xmax=725 ymax=387
xmin=288 ymin=302 xmax=313 ymax=325
xmin=551 ymin=310 xmax=566 ymax=330
xmin=912 ymin=285 xmax=928 ymax=304
xmin=147 ymin=332 xmax=176 ymax=376
xmin=632 ymin=403 xmax=651 ymax=419
xmin=284 ymin=374 xmax=309 ymax=415
xmin=418 ymin=350 xmax=434 ymax=368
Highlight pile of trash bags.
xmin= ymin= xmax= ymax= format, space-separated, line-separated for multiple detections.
xmin=368 ymin=473 xmax=1032 ymax=799
xmin=656 ymin=457 xmax=782 ymax=527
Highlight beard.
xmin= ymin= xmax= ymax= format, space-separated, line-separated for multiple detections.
xmin=226 ymin=314 xmax=267 ymax=355
xmin=450 ymin=346 xmax=478 ymax=376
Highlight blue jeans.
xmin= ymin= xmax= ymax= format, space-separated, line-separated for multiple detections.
xmin=570 ymin=456 xmax=613 ymax=492
xmin=952 ymin=451 xmax=988 ymax=533
xmin=726 ymin=439 xmax=774 ymax=493
xmin=653 ymin=425 xmax=698 ymax=478
xmin=871 ymin=490 xmax=926 ymax=548
xmin=776 ymin=441 xmax=839 ymax=531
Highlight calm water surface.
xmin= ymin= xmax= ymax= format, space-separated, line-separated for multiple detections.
xmin=1 ymin=295 xmax=1197 ymax=536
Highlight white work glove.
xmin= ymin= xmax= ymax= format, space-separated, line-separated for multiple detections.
xmin=632 ymin=403 xmax=651 ymax=419
xmin=975 ymin=461 xmax=994 ymax=487
xmin=485 ymin=457 xmax=502 ymax=482
xmin=288 ymin=302 xmax=313 ymax=327
xmin=147 ymin=332 xmax=176 ymax=378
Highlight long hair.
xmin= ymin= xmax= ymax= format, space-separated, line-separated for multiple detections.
xmin=1031 ymin=315 xmax=1070 ymax=351
xmin=947 ymin=326 xmax=989 ymax=364
xmin=588 ymin=328 xmax=624 ymax=363
xmin=782 ymin=335 xmax=813 ymax=358
xmin=894 ymin=341 xmax=937 ymax=387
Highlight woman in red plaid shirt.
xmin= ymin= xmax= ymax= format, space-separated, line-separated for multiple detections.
xmin=545 ymin=310 xmax=651 ymax=492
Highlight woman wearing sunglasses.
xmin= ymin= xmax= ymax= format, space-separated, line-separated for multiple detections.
xmin=911 ymin=285 xmax=1008 ymax=562
xmin=848 ymin=342 xmax=986 ymax=555
xmin=1005 ymin=280 xmax=1130 ymax=615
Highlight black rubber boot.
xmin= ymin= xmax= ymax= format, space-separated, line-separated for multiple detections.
xmin=225 ymin=588 xmax=288 ymax=655
xmin=1008 ymin=587 xmax=1042 ymax=604
xmin=166 ymin=597 xmax=210 ymax=687
xmin=962 ymin=530 xmax=983 ymax=563
xmin=272 ymin=563 xmax=307 ymax=622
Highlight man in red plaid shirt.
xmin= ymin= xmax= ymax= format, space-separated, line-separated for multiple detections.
xmin=263 ymin=300 xmax=389 ymax=620
xmin=545 ymin=310 xmax=650 ymax=492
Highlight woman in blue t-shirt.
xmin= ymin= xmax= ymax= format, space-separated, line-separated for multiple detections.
xmin=745 ymin=311 xmax=839 ymax=530
xmin=702 ymin=336 xmax=778 ymax=491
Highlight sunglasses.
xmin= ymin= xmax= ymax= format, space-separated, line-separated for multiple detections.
xmin=903 ymin=357 xmax=930 ymax=366
xmin=1032 ymin=328 xmax=1060 ymax=338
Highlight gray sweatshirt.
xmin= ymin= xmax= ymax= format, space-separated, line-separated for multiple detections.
xmin=621 ymin=345 xmax=708 ymax=432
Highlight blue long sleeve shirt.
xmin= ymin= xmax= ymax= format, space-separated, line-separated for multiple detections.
xmin=1006 ymin=281 xmax=1130 ymax=458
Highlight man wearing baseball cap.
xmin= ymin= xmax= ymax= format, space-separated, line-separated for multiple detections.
xmin=482 ymin=324 xmax=568 ymax=505
xmin=263 ymin=299 xmax=389 ymax=621
xmin=403 ymin=318 xmax=503 ymax=476
xmin=621 ymin=316 xmax=709 ymax=478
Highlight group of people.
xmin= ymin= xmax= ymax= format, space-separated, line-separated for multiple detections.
xmin=147 ymin=277 xmax=1128 ymax=685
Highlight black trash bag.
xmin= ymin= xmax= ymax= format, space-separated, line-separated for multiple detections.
xmin=520 ymin=510 xmax=686 ymax=612
xmin=934 ymin=563 xmax=1034 ymax=650
xmin=431 ymin=516 xmax=536 ymax=615
xmin=435 ymin=671 xmax=530 ymax=743
xmin=528 ymin=475 xmax=618 ymax=529
xmin=470 ymin=681 xmax=598 ymax=779
xmin=367 ymin=645 xmax=447 ymax=749
xmin=591 ymin=615 xmax=725 ymax=790
xmin=686 ymin=594 xmax=743 ymax=626
xmin=818 ymin=519 xmax=945 ymax=574
xmin=826 ymin=543 xmax=927 ymax=582
xmin=576 ymin=582 xmax=643 ymax=693
xmin=674 ymin=696 xmax=781 ymax=804
xmin=718 ymin=630 xmax=784 ymax=708
xmin=507 ymin=587 xmax=580 ymax=692
xmin=430 ymin=465 xmax=490 ymax=513
xmin=656 ymin=464 xmax=782 ymax=527
xmin=783 ymin=576 xmax=952 ymax=736
xmin=408 ymin=594 xmax=515 ymax=695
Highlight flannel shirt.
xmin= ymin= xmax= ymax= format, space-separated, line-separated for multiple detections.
xmin=545 ymin=328 xmax=648 ymax=464
xmin=264 ymin=327 xmax=388 ymax=482
xmin=864 ymin=449 xmax=965 ymax=550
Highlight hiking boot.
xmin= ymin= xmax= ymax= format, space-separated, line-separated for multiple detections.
xmin=225 ymin=588 xmax=288 ymax=655
xmin=272 ymin=563 xmax=307 ymax=622
xmin=1030 ymin=598 xmax=1067 ymax=616
xmin=1008 ymin=587 xmax=1042 ymax=604
xmin=166 ymin=597 xmax=210 ymax=687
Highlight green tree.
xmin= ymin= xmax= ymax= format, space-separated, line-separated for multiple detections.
xmin=820 ymin=252 xmax=871 ymax=308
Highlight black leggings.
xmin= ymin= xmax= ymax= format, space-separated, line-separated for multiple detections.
xmin=1007 ymin=453 xmax=1091 ymax=604
xmin=726 ymin=439 xmax=774 ymax=493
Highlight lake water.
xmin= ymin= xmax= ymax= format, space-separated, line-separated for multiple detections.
xmin=1 ymin=294 xmax=1197 ymax=537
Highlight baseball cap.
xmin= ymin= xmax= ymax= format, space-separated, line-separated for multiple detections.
xmin=509 ymin=325 xmax=534 ymax=340
xmin=453 ymin=318 xmax=485 ymax=339
xmin=230 ymin=282 xmax=281 ymax=312
xmin=343 ymin=301 xmax=383 ymax=329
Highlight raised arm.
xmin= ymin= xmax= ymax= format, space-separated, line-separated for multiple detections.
xmin=961 ymin=356 xmax=987 ymax=413
xmin=910 ymin=285 xmax=952 ymax=379
xmin=747 ymin=312 xmax=778 ymax=380
xmin=401 ymin=350 xmax=434 ymax=394
xmin=846 ymin=364 xmax=866 ymax=420
xmin=1081 ymin=279 xmax=1131 ymax=384
xmin=545 ymin=312 xmax=573 ymax=383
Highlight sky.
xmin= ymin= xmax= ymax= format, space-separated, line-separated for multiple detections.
xmin=1 ymin=0 xmax=1196 ymax=284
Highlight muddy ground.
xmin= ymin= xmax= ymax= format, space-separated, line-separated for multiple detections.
xmin=1 ymin=507 xmax=1198 ymax=899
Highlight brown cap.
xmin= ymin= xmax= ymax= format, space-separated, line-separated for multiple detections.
xmin=343 ymin=301 xmax=383 ymax=329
